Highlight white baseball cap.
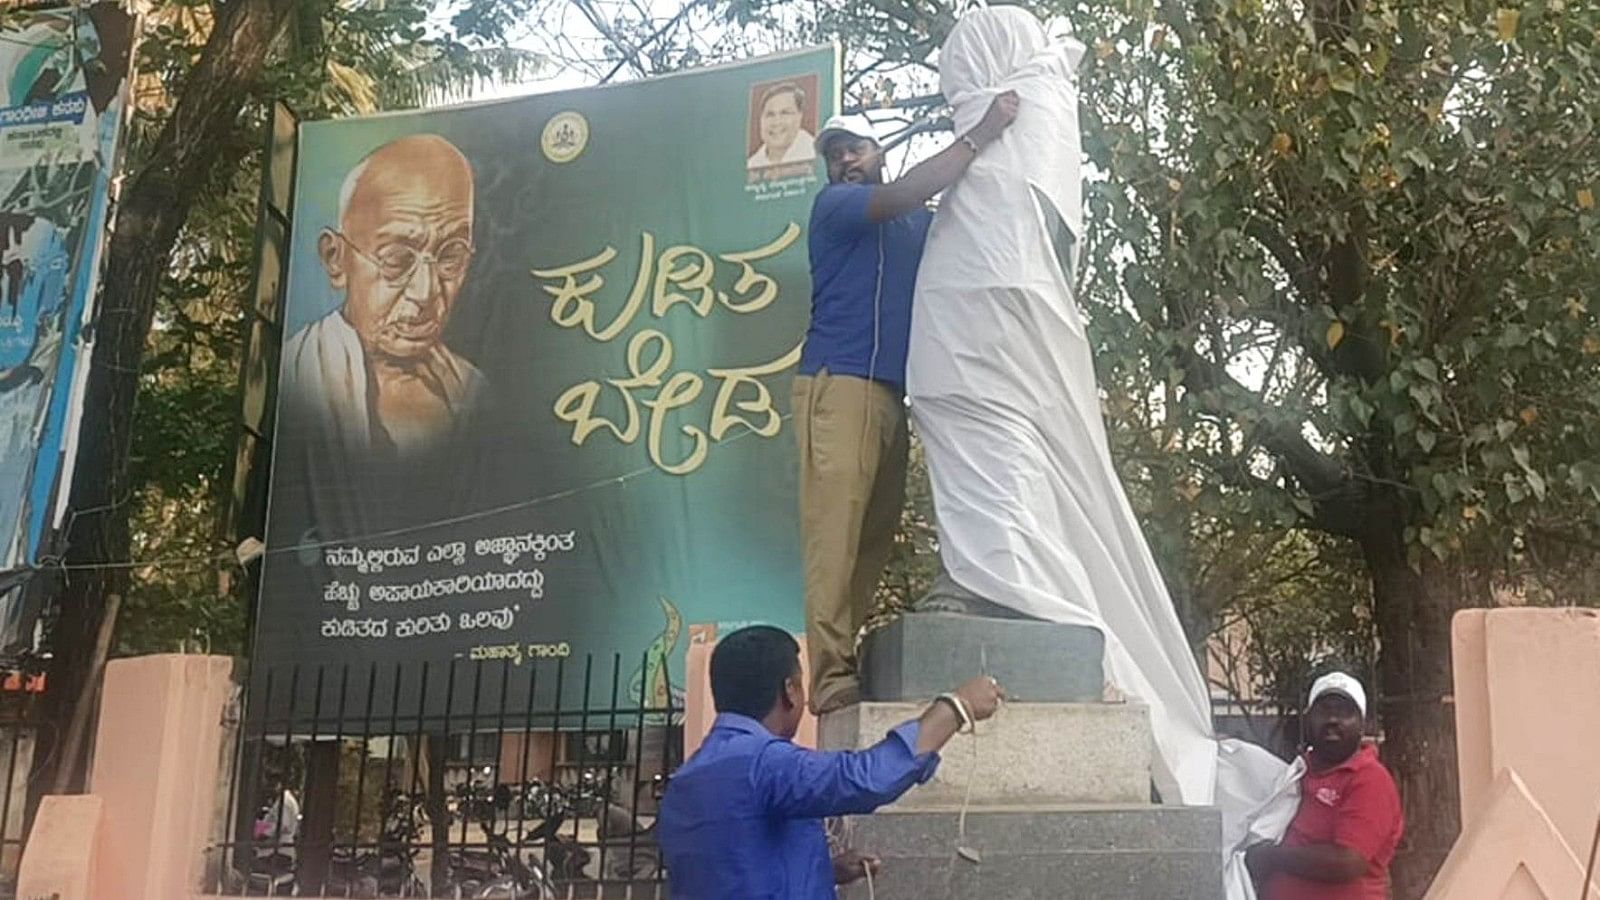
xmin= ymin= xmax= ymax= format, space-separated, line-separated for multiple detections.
xmin=815 ymin=113 xmax=885 ymax=152
xmin=1308 ymin=671 xmax=1368 ymax=717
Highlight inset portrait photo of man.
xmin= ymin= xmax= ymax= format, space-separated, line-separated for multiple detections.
xmin=745 ymin=75 xmax=820 ymax=174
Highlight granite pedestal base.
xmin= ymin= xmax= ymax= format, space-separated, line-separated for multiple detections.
xmin=859 ymin=612 xmax=1105 ymax=704
xmin=836 ymin=806 xmax=1224 ymax=900
xmin=818 ymin=702 xmax=1152 ymax=808
xmin=828 ymin=613 xmax=1223 ymax=899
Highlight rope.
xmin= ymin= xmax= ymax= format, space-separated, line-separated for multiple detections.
xmin=14 ymin=415 xmax=787 ymax=575
xmin=958 ymin=728 xmax=978 ymax=850
xmin=864 ymin=723 xmax=985 ymax=900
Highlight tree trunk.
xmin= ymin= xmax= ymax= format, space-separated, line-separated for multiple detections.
xmin=34 ymin=0 xmax=298 ymax=797
xmin=1360 ymin=494 xmax=1461 ymax=900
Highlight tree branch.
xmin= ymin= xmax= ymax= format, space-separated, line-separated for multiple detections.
xmin=600 ymin=0 xmax=706 ymax=83
xmin=573 ymin=0 xmax=648 ymax=79
xmin=45 ymin=0 xmax=299 ymax=797
xmin=1175 ymin=345 xmax=1368 ymax=536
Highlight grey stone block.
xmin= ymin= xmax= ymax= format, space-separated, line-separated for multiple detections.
xmin=837 ymin=806 xmax=1223 ymax=900
xmin=860 ymin=612 xmax=1105 ymax=704
xmin=818 ymin=702 xmax=1152 ymax=807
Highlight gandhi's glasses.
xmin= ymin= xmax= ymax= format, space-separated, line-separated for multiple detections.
xmin=331 ymin=230 xmax=473 ymax=286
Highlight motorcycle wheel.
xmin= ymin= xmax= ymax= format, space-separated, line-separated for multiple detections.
xmin=473 ymin=875 xmax=555 ymax=899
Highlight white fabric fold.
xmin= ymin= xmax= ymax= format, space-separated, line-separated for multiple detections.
xmin=1217 ymin=738 xmax=1306 ymax=900
xmin=909 ymin=6 xmax=1216 ymax=804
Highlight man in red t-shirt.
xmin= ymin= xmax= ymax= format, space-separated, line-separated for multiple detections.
xmin=1247 ymin=672 xmax=1405 ymax=900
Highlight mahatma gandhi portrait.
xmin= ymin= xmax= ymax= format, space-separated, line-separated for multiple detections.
xmin=280 ymin=134 xmax=485 ymax=460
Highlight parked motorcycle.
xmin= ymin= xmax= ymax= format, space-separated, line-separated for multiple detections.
xmin=241 ymin=848 xmax=297 ymax=896
xmin=240 ymin=793 xmax=299 ymax=895
xmin=596 ymin=800 xmax=661 ymax=882
xmin=324 ymin=798 xmax=427 ymax=898
xmin=569 ymin=767 xmax=613 ymax=818
xmin=456 ymin=789 xmax=587 ymax=898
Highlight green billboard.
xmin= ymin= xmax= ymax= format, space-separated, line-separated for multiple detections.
xmin=255 ymin=47 xmax=838 ymax=721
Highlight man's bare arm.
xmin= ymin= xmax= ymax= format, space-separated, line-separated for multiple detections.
xmin=913 ymin=675 xmax=1004 ymax=755
xmin=865 ymin=91 xmax=1020 ymax=223
xmin=1245 ymin=843 xmax=1367 ymax=883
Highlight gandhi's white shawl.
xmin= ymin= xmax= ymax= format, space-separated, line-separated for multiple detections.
xmin=281 ymin=310 xmax=483 ymax=458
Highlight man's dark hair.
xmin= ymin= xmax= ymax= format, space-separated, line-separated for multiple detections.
xmin=710 ymin=625 xmax=800 ymax=719
xmin=760 ymin=81 xmax=806 ymax=115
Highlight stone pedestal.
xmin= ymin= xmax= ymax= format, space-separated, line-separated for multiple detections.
xmin=819 ymin=702 xmax=1151 ymax=808
xmin=837 ymin=806 xmax=1222 ymax=900
xmin=860 ymin=612 xmax=1104 ymax=703
xmin=826 ymin=612 xmax=1223 ymax=899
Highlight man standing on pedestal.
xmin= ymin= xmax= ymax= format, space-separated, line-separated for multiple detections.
xmin=795 ymin=97 xmax=1019 ymax=715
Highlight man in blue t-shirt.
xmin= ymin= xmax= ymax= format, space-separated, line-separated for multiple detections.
xmin=795 ymin=94 xmax=1020 ymax=714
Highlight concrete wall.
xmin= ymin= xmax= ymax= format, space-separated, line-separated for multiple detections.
xmin=1452 ymin=608 xmax=1600 ymax=850
xmin=91 ymin=654 xmax=236 ymax=899
xmin=16 ymin=795 xmax=103 ymax=900
xmin=684 ymin=624 xmax=816 ymax=758
xmin=1425 ymin=609 xmax=1600 ymax=900
xmin=1422 ymin=770 xmax=1600 ymax=900
xmin=17 ymin=654 xmax=236 ymax=900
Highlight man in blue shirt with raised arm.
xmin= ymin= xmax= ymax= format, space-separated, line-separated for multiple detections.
xmin=796 ymin=94 xmax=1020 ymax=715
xmin=657 ymin=625 xmax=1004 ymax=899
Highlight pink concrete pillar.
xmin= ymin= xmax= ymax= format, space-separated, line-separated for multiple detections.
xmin=1451 ymin=608 xmax=1600 ymax=856
xmin=1450 ymin=609 xmax=1493 ymax=829
xmin=682 ymin=625 xmax=717 ymax=759
xmin=15 ymin=795 xmax=103 ymax=900
xmin=1478 ymin=608 xmax=1600 ymax=855
xmin=88 ymin=654 xmax=235 ymax=900
xmin=683 ymin=625 xmax=816 ymax=760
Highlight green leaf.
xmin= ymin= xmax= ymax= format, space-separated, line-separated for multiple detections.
xmin=1511 ymin=444 xmax=1533 ymax=472
xmin=1526 ymin=469 xmax=1548 ymax=500
xmin=1409 ymin=384 xmax=1441 ymax=422
xmin=1416 ymin=429 xmax=1438 ymax=452
xmin=1505 ymin=479 xmax=1528 ymax=504
xmin=1369 ymin=43 xmax=1391 ymax=76
xmin=1348 ymin=394 xmax=1376 ymax=426
xmin=1498 ymin=324 xmax=1529 ymax=348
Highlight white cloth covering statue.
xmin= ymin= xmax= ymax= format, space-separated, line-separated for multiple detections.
xmin=906 ymin=6 xmax=1217 ymax=805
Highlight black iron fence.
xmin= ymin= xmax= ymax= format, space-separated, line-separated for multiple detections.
xmin=0 ymin=678 xmax=42 ymax=900
xmin=211 ymin=654 xmax=682 ymax=898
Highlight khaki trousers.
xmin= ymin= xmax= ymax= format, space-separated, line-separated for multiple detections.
xmin=792 ymin=370 xmax=909 ymax=714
